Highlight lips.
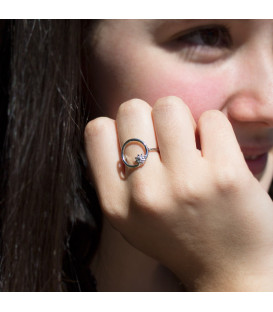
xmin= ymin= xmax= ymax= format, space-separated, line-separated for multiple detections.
xmin=241 ymin=147 xmax=271 ymax=176
xmin=244 ymin=153 xmax=268 ymax=176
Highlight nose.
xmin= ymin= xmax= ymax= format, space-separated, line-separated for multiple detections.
xmin=226 ymin=44 xmax=273 ymax=127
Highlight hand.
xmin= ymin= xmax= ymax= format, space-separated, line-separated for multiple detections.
xmin=84 ymin=96 xmax=273 ymax=291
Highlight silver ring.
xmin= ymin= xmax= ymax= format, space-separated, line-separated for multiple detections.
xmin=121 ymin=138 xmax=159 ymax=168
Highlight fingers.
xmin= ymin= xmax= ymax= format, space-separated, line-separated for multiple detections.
xmin=152 ymin=96 xmax=198 ymax=169
xmin=198 ymin=110 xmax=246 ymax=166
xmin=116 ymin=99 xmax=161 ymax=175
xmin=85 ymin=99 xmax=246 ymax=213
xmin=84 ymin=117 xmax=126 ymax=213
xmin=116 ymin=97 xmax=199 ymax=175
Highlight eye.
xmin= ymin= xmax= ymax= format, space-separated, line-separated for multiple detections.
xmin=168 ymin=24 xmax=233 ymax=63
xmin=176 ymin=25 xmax=232 ymax=48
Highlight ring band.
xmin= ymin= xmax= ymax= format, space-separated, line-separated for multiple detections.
xmin=121 ymin=138 xmax=159 ymax=168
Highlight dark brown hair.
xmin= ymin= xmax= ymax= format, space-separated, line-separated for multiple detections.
xmin=0 ymin=20 xmax=101 ymax=291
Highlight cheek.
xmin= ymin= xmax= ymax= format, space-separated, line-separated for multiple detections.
xmin=92 ymin=41 xmax=230 ymax=120
xmin=137 ymin=66 xmax=229 ymax=122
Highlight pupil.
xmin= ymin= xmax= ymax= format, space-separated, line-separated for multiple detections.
xmin=201 ymin=28 xmax=220 ymax=46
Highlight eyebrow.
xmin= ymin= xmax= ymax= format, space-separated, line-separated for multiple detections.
xmin=144 ymin=19 xmax=251 ymax=39
xmin=145 ymin=19 xmax=196 ymax=29
xmin=145 ymin=19 xmax=250 ymax=29
xmin=143 ymin=19 xmax=198 ymax=35
xmin=143 ymin=19 xmax=211 ymax=40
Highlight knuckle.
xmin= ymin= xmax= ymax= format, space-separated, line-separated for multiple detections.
xmin=84 ymin=117 xmax=113 ymax=141
xmin=172 ymin=178 xmax=203 ymax=206
xmin=152 ymin=96 xmax=194 ymax=125
xmin=117 ymin=98 xmax=151 ymax=118
xmin=99 ymin=195 xmax=116 ymax=215
xmin=198 ymin=110 xmax=227 ymax=128
xmin=200 ymin=109 xmax=224 ymax=121
xmin=99 ymin=193 xmax=126 ymax=226
xmin=153 ymin=96 xmax=184 ymax=112
xmin=213 ymin=166 xmax=241 ymax=193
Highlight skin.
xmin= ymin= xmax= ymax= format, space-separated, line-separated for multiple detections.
xmin=84 ymin=20 xmax=273 ymax=291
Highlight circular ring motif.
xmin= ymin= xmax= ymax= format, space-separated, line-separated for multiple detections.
xmin=121 ymin=138 xmax=151 ymax=168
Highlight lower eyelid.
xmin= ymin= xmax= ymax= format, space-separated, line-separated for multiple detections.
xmin=176 ymin=44 xmax=231 ymax=64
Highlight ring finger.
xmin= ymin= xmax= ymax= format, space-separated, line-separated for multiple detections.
xmin=116 ymin=99 xmax=162 ymax=178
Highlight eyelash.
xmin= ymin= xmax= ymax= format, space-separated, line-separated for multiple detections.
xmin=175 ymin=25 xmax=232 ymax=49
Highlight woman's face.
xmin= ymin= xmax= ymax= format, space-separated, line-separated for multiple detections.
xmin=88 ymin=20 xmax=273 ymax=189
